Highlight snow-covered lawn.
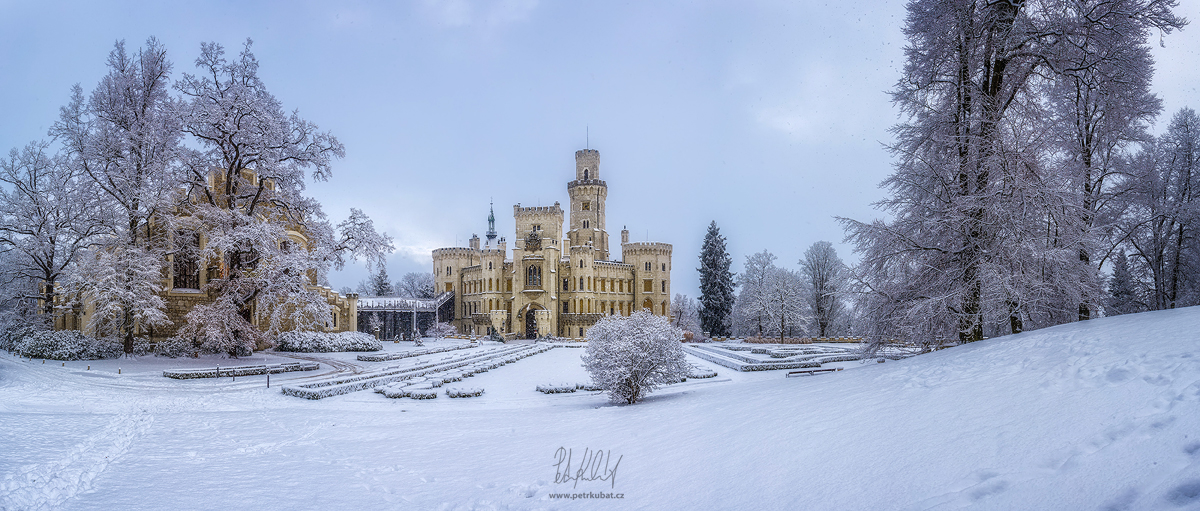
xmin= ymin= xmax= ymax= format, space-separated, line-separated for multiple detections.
xmin=4 ymin=308 xmax=1200 ymax=509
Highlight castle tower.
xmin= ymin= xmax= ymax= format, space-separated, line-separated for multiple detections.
xmin=567 ymin=149 xmax=609 ymax=260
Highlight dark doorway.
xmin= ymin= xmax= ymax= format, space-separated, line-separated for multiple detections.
xmin=525 ymin=311 xmax=537 ymax=339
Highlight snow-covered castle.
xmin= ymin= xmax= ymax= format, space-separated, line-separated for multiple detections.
xmin=433 ymin=149 xmax=672 ymax=339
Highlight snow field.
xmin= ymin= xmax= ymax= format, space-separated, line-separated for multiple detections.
xmin=3 ymin=310 xmax=1200 ymax=509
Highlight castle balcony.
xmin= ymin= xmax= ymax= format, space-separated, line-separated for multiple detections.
xmin=567 ymin=179 xmax=606 ymax=189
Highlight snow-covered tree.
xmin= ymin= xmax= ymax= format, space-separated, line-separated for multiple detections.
xmin=396 ymin=271 xmax=435 ymax=299
xmin=697 ymin=221 xmax=734 ymax=337
xmin=370 ymin=266 xmax=393 ymax=296
xmin=173 ymin=39 xmax=392 ymax=355
xmin=367 ymin=312 xmax=383 ymax=335
xmin=1117 ymin=108 xmax=1200 ymax=310
xmin=426 ymin=321 xmax=456 ymax=338
xmin=733 ymin=250 xmax=776 ymax=337
xmin=1107 ymin=250 xmax=1143 ymax=315
xmin=840 ymin=0 xmax=1184 ymax=349
xmin=582 ymin=310 xmax=690 ymax=404
xmin=51 ymin=38 xmax=182 ymax=353
xmin=799 ymin=241 xmax=846 ymax=337
xmin=671 ymin=293 xmax=702 ymax=339
xmin=1048 ymin=0 xmax=1183 ymax=320
xmin=762 ymin=267 xmax=807 ymax=341
xmin=0 ymin=142 xmax=104 ymax=323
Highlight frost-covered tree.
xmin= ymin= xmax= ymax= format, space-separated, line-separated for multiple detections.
xmin=426 ymin=321 xmax=456 ymax=338
xmin=1106 ymin=250 xmax=1143 ymax=315
xmin=367 ymin=312 xmax=383 ymax=335
xmin=174 ymin=39 xmax=392 ymax=355
xmin=763 ymin=267 xmax=807 ymax=341
xmin=396 ymin=271 xmax=435 ymax=298
xmin=582 ymin=310 xmax=689 ymax=404
xmin=733 ymin=250 xmax=776 ymax=337
xmin=51 ymin=38 xmax=182 ymax=353
xmin=1049 ymin=0 xmax=1183 ymax=320
xmin=0 ymin=142 xmax=104 ymax=322
xmin=1117 ymin=108 xmax=1200 ymax=310
xmin=799 ymin=241 xmax=846 ymax=337
xmin=671 ymin=293 xmax=702 ymax=338
xmin=697 ymin=221 xmax=734 ymax=336
xmin=841 ymin=0 xmax=1184 ymax=348
xmin=370 ymin=266 xmax=393 ymax=296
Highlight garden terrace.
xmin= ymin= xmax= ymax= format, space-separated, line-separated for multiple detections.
xmin=163 ymin=361 xmax=319 ymax=379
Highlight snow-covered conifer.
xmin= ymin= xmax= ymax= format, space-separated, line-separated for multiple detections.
xmin=697 ymin=221 xmax=735 ymax=337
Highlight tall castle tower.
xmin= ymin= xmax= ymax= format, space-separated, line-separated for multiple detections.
xmin=567 ymin=149 xmax=609 ymax=261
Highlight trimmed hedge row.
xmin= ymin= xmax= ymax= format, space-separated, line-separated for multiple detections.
xmin=163 ymin=362 xmax=319 ymax=379
xmin=275 ymin=331 xmax=382 ymax=353
xmin=356 ymin=343 xmax=471 ymax=362
xmin=284 ymin=344 xmax=552 ymax=399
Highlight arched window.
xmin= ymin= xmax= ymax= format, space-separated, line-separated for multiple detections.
xmin=583 ymin=169 xmax=589 ymax=180
xmin=526 ymin=265 xmax=541 ymax=286
xmin=645 ymin=262 xmax=652 ymax=271
xmin=580 ymin=277 xmax=585 ymax=289
xmin=563 ymin=278 xmax=569 ymax=291
xmin=583 ymin=220 xmax=589 ymax=229
xmin=563 ymin=301 xmax=569 ymax=313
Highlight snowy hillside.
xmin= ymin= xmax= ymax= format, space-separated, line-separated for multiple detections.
xmin=2 ymin=308 xmax=1200 ymax=510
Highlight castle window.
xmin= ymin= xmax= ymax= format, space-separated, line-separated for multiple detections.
xmin=563 ymin=301 xmax=569 ymax=313
xmin=447 ymin=266 xmax=452 ymax=275
xmin=662 ymin=280 xmax=667 ymax=292
xmin=580 ymin=277 xmax=585 ymax=289
xmin=645 ymin=262 xmax=652 ymax=271
xmin=644 ymin=279 xmax=653 ymax=292
xmin=662 ymin=263 xmax=667 ymax=271
xmin=583 ymin=220 xmax=589 ymax=229
xmin=488 ymin=261 xmax=493 ymax=270
xmin=526 ymin=265 xmax=541 ymax=286
xmin=173 ymin=231 xmax=201 ymax=290
xmin=563 ymin=278 xmax=569 ymax=291
xmin=583 ymin=169 xmax=589 ymax=180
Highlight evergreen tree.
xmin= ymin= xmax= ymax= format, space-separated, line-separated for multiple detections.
xmin=1107 ymin=250 xmax=1142 ymax=316
xmin=697 ymin=221 xmax=735 ymax=337
xmin=370 ymin=266 xmax=392 ymax=296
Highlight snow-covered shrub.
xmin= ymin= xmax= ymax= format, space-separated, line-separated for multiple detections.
xmin=447 ymin=387 xmax=484 ymax=398
xmin=687 ymin=365 xmax=718 ymax=379
xmin=583 ymin=310 xmax=691 ymax=404
xmin=425 ymin=322 xmax=457 ymax=338
xmin=275 ymin=331 xmax=383 ymax=353
xmin=576 ymin=382 xmax=604 ymax=392
xmin=0 ymin=324 xmax=37 ymax=353
xmin=155 ymin=336 xmax=199 ymax=358
xmin=489 ymin=330 xmax=504 ymax=343
xmin=408 ymin=386 xmax=439 ymax=399
xmin=13 ymin=330 xmax=123 ymax=360
xmin=537 ymin=383 xmax=577 ymax=394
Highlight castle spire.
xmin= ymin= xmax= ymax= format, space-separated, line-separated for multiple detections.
xmin=486 ymin=199 xmax=497 ymax=243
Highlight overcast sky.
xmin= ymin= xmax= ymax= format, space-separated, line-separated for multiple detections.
xmin=2 ymin=1 xmax=1198 ymax=298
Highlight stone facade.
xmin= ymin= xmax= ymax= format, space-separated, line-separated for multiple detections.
xmin=432 ymin=149 xmax=672 ymax=339
xmin=53 ymin=170 xmax=358 ymax=340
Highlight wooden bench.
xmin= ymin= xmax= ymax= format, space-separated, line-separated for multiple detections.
xmin=785 ymin=367 xmax=844 ymax=378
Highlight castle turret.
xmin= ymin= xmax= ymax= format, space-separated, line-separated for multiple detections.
xmin=567 ymin=149 xmax=609 ymax=260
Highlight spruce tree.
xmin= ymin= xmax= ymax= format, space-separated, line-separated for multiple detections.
xmin=371 ymin=266 xmax=392 ymax=297
xmin=698 ymin=221 xmax=735 ymax=337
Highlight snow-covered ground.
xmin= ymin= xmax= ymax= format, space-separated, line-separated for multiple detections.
xmin=3 ymin=308 xmax=1200 ymax=510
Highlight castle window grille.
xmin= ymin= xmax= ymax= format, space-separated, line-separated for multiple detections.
xmin=579 ymin=277 xmax=584 ymax=289
xmin=173 ymin=231 xmax=201 ymax=289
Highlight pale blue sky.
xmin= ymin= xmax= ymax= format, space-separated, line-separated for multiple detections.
xmin=2 ymin=1 xmax=1197 ymax=297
